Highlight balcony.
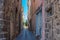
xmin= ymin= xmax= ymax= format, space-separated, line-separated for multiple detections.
xmin=0 ymin=31 xmax=8 ymax=40
xmin=0 ymin=32 xmax=8 ymax=34
xmin=0 ymin=38 xmax=6 ymax=40
xmin=0 ymin=32 xmax=7 ymax=40
xmin=0 ymin=11 xmax=3 ymax=14
xmin=58 ymin=0 xmax=60 ymax=4
xmin=0 ymin=24 xmax=4 ymax=28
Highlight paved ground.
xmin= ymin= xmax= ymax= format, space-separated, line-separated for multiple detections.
xmin=15 ymin=29 xmax=36 ymax=40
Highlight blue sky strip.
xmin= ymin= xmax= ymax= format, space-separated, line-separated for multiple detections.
xmin=22 ymin=0 xmax=28 ymax=22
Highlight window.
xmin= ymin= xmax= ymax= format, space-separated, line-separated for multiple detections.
xmin=58 ymin=7 xmax=60 ymax=11
xmin=47 ymin=10 xmax=52 ymax=16
xmin=0 ymin=11 xmax=3 ymax=14
xmin=4 ymin=33 xmax=7 ymax=37
xmin=45 ymin=0 xmax=48 ymax=4
xmin=46 ymin=7 xmax=53 ymax=17
xmin=45 ymin=23 xmax=51 ymax=29
xmin=45 ymin=33 xmax=48 ymax=38
xmin=0 ymin=34 xmax=4 ymax=38
xmin=0 ymin=0 xmax=3 ymax=4
xmin=0 ymin=28 xmax=2 ymax=32
xmin=0 ymin=20 xmax=3 ymax=24
xmin=56 ymin=20 xmax=60 ymax=26
xmin=54 ymin=38 xmax=56 ymax=40
xmin=56 ymin=29 xmax=60 ymax=34
xmin=57 ymin=0 xmax=59 ymax=1
xmin=0 ymin=5 xmax=3 ymax=10
xmin=15 ymin=7 xmax=18 ymax=13
xmin=45 ymin=23 xmax=47 ymax=28
xmin=45 ymin=38 xmax=47 ymax=40
xmin=57 ymin=22 xmax=60 ymax=25
xmin=48 ymin=23 xmax=51 ymax=29
xmin=46 ymin=19 xmax=50 ymax=22
xmin=55 ymin=16 xmax=58 ymax=19
xmin=17 ymin=0 xmax=19 ymax=2
xmin=0 ymin=15 xmax=3 ymax=18
xmin=45 ymin=29 xmax=49 ymax=32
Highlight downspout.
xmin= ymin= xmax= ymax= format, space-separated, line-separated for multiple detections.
xmin=41 ymin=0 xmax=45 ymax=40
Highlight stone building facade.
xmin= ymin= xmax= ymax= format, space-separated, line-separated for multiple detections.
xmin=28 ymin=0 xmax=42 ymax=33
xmin=44 ymin=0 xmax=60 ymax=40
xmin=0 ymin=0 xmax=22 ymax=40
xmin=0 ymin=0 xmax=6 ymax=40
xmin=28 ymin=0 xmax=60 ymax=40
xmin=28 ymin=0 xmax=44 ymax=40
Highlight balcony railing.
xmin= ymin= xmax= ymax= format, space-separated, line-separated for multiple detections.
xmin=0 ymin=38 xmax=6 ymax=40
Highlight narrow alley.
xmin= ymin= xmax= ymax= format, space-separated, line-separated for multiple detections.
xmin=16 ymin=28 xmax=36 ymax=40
xmin=0 ymin=0 xmax=60 ymax=40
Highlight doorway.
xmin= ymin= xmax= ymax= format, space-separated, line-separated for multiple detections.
xmin=36 ymin=7 xmax=42 ymax=39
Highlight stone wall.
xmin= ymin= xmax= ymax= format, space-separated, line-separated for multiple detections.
xmin=44 ymin=0 xmax=60 ymax=40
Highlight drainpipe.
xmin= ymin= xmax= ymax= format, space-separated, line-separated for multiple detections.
xmin=41 ymin=0 xmax=45 ymax=40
